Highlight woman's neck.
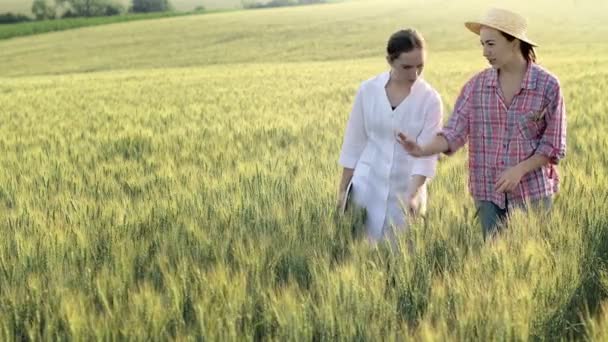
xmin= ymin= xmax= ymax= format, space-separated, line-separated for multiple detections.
xmin=388 ymin=74 xmax=414 ymax=89
xmin=499 ymin=55 xmax=528 ymax=77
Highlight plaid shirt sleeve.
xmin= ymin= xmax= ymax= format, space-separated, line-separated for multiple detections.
xmin=439 ymin=80 xmax=473 ymax=156
xmin=535 ymin=80 xmax=566 ymax=164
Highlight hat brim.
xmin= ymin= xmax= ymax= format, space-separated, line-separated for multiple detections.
xmin=465 ymin=21 xmax=538 ymax=47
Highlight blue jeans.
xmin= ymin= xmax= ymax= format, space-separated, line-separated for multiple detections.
xmin=475 ymin=196 xmax=553 ymax=240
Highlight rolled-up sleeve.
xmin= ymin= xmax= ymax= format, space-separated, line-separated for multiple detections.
xmin=438 ymin=81 xmax=472 ymax=156
xmin=411 ymin=92 xmax=443 ymax=178
xmin=339 ymin=86 xmax=367 ymax=169
xmin=535 ymin=81 xmax=566 ymax=164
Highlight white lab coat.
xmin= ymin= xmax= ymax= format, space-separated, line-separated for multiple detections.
xmin=339 ymin=72 xmax=443 ymax=241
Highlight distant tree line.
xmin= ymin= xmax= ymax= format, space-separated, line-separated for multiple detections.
xmin=0 ymin=12 xmax=32 ymax=24
xmin=0 ymin=0 xmax=174 ymax=23
xmin=242 ymin=0 xmax=327 ymax=9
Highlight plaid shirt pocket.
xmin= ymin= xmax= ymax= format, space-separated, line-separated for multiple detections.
xmin=517 ymin=111 xmax=544 ymax=140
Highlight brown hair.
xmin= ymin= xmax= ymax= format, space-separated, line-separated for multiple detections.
xmin=500 ymin=31 xmax=536 ymax=63
xmin=387 ymin=29 xmax=425 ymax=62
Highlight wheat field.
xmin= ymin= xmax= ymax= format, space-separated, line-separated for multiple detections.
xmin=0 ymin=0 xmax=607 ymax=340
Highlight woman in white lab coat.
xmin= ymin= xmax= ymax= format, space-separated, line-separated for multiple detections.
xmin=337 ymin=29 xmax=443 ymax=242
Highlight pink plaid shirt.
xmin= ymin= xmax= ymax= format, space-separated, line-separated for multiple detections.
xmin=440 ymin=63 xmax=566 ymax=209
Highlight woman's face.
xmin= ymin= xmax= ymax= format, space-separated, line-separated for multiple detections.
xmin=388 ymin=48 xmax=425 ymax=83
xmin=479 ymin=26 xmax=519 ymax=69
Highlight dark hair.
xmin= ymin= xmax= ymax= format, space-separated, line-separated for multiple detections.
xmin=500 ymin=31 xmax=536 ymax=63
xmin=387 ymin=29 xmax=425 ymax=62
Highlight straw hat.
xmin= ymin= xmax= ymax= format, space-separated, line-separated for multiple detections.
xmin=465 ymin=8 xmax=538 ymax=47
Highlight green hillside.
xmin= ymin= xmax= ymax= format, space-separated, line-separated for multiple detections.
xmin=0 ymin=0 xmax=240 ymax=15
xmin=0 ymin=0 xmax=606 ymax=77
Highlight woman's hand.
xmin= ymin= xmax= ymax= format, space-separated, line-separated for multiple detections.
xmin=495 ymin=165 xmax=525 ymax=193
xmin=396 ymin=132 xmax=424 ymax=157
xmin=406 ymin=176 xmax=425 ymax=218
xmin=336 ymin=189 xmax=347 ymax=211
xmin=336 ymin=168 xmax=354 ymax=212
xmin=406 ymin=194 xmax=420 ymax=217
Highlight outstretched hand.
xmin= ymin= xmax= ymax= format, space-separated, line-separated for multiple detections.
xmin=396 ymin=132 xmax=424 ymax=157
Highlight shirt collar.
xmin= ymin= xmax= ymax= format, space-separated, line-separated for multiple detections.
xmin=522 ymin=62 xmax=538 ymax=90
xmin=380 ymin=71 xmax=391 ymax=87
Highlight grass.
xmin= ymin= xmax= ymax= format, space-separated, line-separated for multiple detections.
xmin=0 ymin=0 xmax=607 ymax=339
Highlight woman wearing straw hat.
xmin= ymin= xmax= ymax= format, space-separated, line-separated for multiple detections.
xmin=396 ymin=8 xmax=566 ymax=240
xmin=337 ymin=29 xmax=443 ymax=243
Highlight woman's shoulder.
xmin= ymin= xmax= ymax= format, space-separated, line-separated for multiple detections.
xmin=357 ymin=72 xmax=389 ymax=92
xmin=416 ymin=79 xmax=441 ymax=98
xmin=452 ymin=68 xmax=496 ymax=96
xmin=470 ymin=68 xmax=495 ymax=86
xmin=531 ymin=63 xmax=561 ymax=89
xmin=410 ymin=79 xmax=443 ymax=107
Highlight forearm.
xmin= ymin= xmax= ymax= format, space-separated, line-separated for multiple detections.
xmin=420 ymin=135 xmax=449 ymax=157
xmin=516 ymin=154 xmax=551 ymax=175
xmin=338 ymin=168 xmax=354 ymax=194
xmin=496 ymin=154 xmax=552 ymax=193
